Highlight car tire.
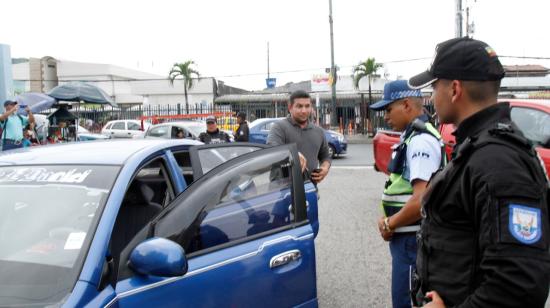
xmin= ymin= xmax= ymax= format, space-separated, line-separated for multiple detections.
xmin=328 ymin=144 xmax=336 ymax=158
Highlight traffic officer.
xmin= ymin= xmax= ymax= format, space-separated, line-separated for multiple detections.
xmin=370 ymin=80 xmax=445 ymax=308
xmin=408 ymin=37 xmax=550 ymax=307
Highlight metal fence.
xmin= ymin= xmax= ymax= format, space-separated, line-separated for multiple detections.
xmin=38 ymin=96 xmax=435 ymax=135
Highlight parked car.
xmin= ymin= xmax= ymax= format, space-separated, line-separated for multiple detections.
xmin=144 ymin=120 xmax=235 ymax=142
xmin=249 ymin=117 xmax=347 ymax=158
xmin=373 ymin=99 xmax=550 ymax=174
xmin=101 ymin=120 xmax=150 ymax=139
xmin=0 ymin=140 xmax=319 ymax=307
xmin=77 ymin=125 xmax=111 ymax=141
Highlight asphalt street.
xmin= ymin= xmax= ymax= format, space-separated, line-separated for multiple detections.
xmin=315 ymin=143 xmax=394 ymax=307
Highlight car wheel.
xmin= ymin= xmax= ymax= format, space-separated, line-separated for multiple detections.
xmin=328 ymin=144 xmax=336 ymax=158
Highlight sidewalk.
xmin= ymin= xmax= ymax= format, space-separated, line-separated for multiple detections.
xmin=345 ymin=134 xmax=373 ymax=144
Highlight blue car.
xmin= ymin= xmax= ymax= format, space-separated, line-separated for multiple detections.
xmin=249 ymin=118 xmax=347 ymax=158
xmin=0 ymin=140 xmax=319 ymax=307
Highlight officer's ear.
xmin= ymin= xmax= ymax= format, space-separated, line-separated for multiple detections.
xmin=450 ymin=80 xmax=464 ymax=104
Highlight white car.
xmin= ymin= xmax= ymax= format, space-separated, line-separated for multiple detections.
xmin=77 ymin=126 xmax=110 ymax=141
xmin=101 ymin=120 xmax=150 ymax=139
xmin=145 ymin=121 xmax=235 ymax=142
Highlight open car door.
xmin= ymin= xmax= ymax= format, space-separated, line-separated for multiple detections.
xmin=111 ymin=144 xmax=318 ymax=308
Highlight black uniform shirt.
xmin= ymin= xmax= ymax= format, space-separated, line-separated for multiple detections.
xmin=198 ymin=129 xmax=231 ymax=144
xmin=418 ymin=103 xmax=550 ymax=307
xmin=235 ymin=121 xmax=249 ymax=142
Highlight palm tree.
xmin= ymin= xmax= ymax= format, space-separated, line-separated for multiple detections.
xmin=353 ymin=58 xmax=383 ymax=135
xmin=353 ymin=58 xmax=383 ymax=104
xmin=169 ymin=61 xmax=200 ymax=114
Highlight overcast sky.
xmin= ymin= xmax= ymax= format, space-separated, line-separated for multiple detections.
xmin=3 ymin=0 xmax=550 ymax=90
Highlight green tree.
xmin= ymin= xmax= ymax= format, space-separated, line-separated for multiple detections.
xmin=353 ymin=58 xmax=383 ymax=105
xmin=169 ymin=60 xmax=200 ymax=113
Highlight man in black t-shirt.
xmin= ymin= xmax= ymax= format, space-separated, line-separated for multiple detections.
xmin=198 ymin=115 xmax=231 ymax=144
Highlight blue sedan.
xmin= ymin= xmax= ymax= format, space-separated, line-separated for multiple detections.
xmin=0 ymin=140 xmax=319 ymax=307
xmin=248 ymin=118 xmax=347 ymax=158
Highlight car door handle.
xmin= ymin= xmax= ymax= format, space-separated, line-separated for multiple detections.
xmin=270 ymin=250 xmax=301 ymax=269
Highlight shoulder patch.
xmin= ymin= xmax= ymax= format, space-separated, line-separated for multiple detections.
xmin=509 ymin=204 xmax=542 ymax=244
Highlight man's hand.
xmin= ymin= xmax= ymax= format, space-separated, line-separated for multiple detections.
xmin=423 ymin=291 xmax=445 ymax=308
xmin=377 ymin=216 xmax=393 ymax=241
xmin=298 ymin=152 xmax=307 ymax=173
xmin=24 ymin=106 xmax=31 ymax=113
xmin=311 ymin=165 xmax=329 ymax=183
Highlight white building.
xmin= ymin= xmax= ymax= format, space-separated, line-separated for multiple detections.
xmin=12 ymin=57 xmax=242 ymax=106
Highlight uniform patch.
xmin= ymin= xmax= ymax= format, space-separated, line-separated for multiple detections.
xmin=509 ymin=204 xmax=542 ymax=244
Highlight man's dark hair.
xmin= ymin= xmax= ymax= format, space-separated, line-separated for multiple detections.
xmin=289 ymin=90 xmax=311 ymax=105
xmin=237 ymin=111 xmax=246 ymax=120
xmin=462 ymin=80 xmax=501 ymax=103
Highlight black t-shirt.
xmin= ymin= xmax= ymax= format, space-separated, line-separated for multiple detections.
xmin=198 ymin=129 xmax=231 ymax=144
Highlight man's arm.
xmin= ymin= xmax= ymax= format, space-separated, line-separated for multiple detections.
xmin=311 ymin=130 xmax=331 ymax=183
xmin=26 ymin=107 xmax=34 ymax=125
xmin=0 ymin=106 xmax=17 ymax=122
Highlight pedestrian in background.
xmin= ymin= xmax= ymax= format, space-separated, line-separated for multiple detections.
xmin=0 ymin=100 xmax=35 ymax=151
xmin=199 ymin=115 xmax=231 ymax=144
xmin=370 ymin=80 xmax=445 ymax=308
xmin=408 ymin=37 xmax=550 ymax=307
xmin=267 ymin=90 xmax=331 ymax=184
xmin=234 ymin=111 xmax=249 ymax=142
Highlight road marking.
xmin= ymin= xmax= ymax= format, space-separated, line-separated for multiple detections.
xmin=331 ymin=165 xmax=374 ymax=170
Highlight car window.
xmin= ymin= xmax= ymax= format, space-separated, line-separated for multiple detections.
xmin=195 ymin=146 xmax=262 ymax=175
xmin=173 ymin=151 xmax=194 ymax=184
xmin=111 ymin=158 xmax=174 ymax=275
xmin=261 ymin=122 xmax=275 ymax=131
xmin=511 ymin=107 xmax=550 ymax=146
xmin=0 ymin=165 xmax=119 ymax=306
xmin=147 ymin=126 xmax=169 ymax=138
xmin=155 ymin=147 xmax=300 ymax=256
xmin=127 ymin=122 xmax=141 ymax=131
xmin=104 ymin=123 xmax=113 ymax=130
xmin=112 ymin=122 xmax=125 ymax=130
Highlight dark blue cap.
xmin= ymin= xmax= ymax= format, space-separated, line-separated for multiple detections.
xmin=3 ymin=99 xmax=17 ymax=107
xmin=369 ymin=80 xmax=423 ymax=111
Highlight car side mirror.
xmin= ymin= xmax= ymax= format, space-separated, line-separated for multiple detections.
xmin=129 ymin=237 xmax=188 ymax=277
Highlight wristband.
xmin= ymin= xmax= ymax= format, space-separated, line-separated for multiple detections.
xmin=383 ymin=217 xmax=393 ymax=232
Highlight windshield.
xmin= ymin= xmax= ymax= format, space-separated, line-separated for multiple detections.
xmin=0 ymin=165 xmax=119 ymax=306
xmin=185 ymin=123 xmax=206 ymax=137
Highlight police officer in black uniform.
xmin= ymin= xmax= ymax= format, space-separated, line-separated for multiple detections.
xmin=408 ymin=37 xmax=550 ymax=307
xmin=199 ymin=115 xmax=231 ymax=144
xmin=234 ymin=111 xmax=249 ymax=142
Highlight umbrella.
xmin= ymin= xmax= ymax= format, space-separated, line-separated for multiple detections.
xmin=15 ymin=92 xmax=56 ymax=115
xmin=47 ymin=82 xmax=117 ymax=107
xmin=47 ymin=105 xmax=77 ymax=123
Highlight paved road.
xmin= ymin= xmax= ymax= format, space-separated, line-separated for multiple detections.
xmin=315 ymin=143 xmax=393 ymax=307
xmin=332 ymin=144 xmax=373 ymax=167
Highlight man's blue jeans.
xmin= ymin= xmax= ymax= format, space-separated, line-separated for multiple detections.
xmin=389 ymin=232 xmax=417 ymax=308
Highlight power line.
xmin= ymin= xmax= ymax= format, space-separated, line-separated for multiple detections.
xmin=12 ymin=55 xmax=550 ymax=83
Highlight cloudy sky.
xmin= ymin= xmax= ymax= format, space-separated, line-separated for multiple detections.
xmin=3 ymin=0 xmax=550 ymax=90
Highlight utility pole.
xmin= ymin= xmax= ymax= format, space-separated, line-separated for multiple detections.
xmin=455 ymin=0 xmax=463 ymax=37
xmin=267 ymin=41 xmax=270 ymax=79
xmin=328 ymin=0 xmax=337 ymax=127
